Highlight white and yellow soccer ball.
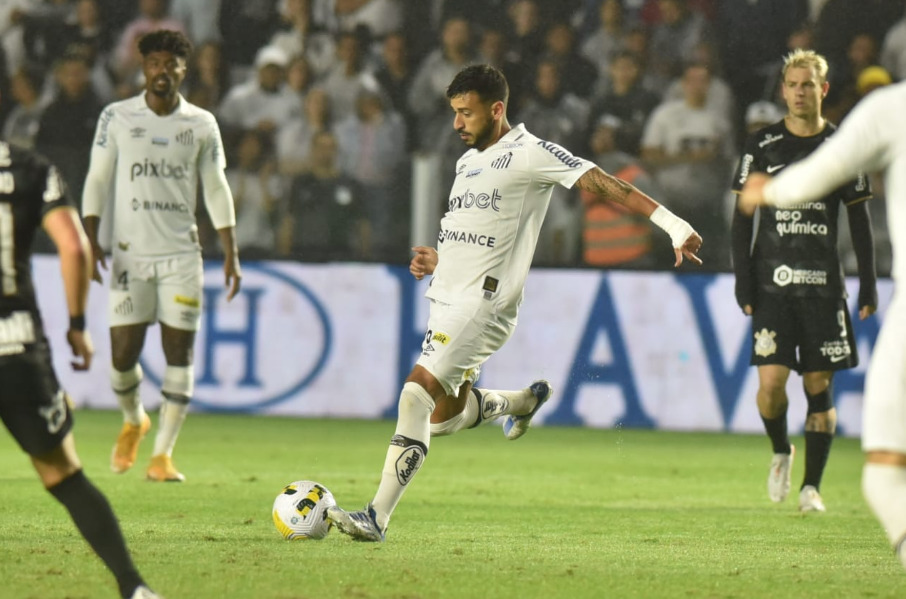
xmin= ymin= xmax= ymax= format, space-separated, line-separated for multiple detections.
xmin=272 ymin=480 xmax=336 ymax=540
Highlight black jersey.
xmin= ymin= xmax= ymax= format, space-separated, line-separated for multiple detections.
xmin=731 ymin=120 xmax=871 ymax=299
xmin=0 ymin=141 xmax=72 ymax=347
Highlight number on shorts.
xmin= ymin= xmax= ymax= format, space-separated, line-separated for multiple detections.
xmin=837 ymin=310 xmax=847 ymax=338
xmin=0 ymin=203 xmax=17 ymax=296
xmin=117 ymin=269 xmax=129 ymax=291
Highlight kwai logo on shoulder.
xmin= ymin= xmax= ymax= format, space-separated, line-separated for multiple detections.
xmin=139 ymin=263 xmax=332 ymax=412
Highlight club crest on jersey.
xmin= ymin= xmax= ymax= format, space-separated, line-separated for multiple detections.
xmin=491 ymin=152 xmax=513 ymax=170
xmin=176 ymin=129 xmax=194 ymax=146
xmin=754 ymin=328 xmax=777 ymax=357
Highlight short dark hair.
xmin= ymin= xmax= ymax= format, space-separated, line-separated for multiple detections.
xmin=445 ymin=64 xmax=509 ymax=106
xmin=137 ymin=29 xmax=193 ymax=59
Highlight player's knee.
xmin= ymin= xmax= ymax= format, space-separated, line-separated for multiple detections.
xmin=161 ymin=365 xmax=194 ymax=402
xmin=805 ymin=386 xmax=834 ymax=415
xmin=400 ymin=382 xmax=435 ymax=415
xmin=110 ymin=363 xmax=143 ymax=393
xmin=430 ymin=416 xmax=463 ymax=437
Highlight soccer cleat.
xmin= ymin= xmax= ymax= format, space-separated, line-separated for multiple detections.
xmin=146 ymin=455 xmax=185 ymax=482
xmin=327 ymin=503 xmax=385 ymax=542
xmin=503 ymin=380 xmax=553 ymax=441
xmin=767 ymin=444 xmax=795 ymax=502
xmin=111 ymin=414 xmax=151 ymax=474
xmin=799 ymin=485 xmax=827 ymax=513
xmin=129 ymin=585 xmax=163 ymax=599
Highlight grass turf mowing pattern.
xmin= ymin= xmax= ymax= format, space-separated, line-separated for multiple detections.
xmin=0 ymin=411 xmax=902 ymax=599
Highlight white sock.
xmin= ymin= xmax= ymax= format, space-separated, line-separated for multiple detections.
xmin=371 ymin=382 xmax=434 ymax=531
xmin=863 ymin=463 xmax=906 ymax=569
xmin=430 ymin=387 xmax=527 ymax=436
xmin=111 ymin=365 xmax=145 ymax=425
xmin=151 ymin=396 xmax=189 ymax=457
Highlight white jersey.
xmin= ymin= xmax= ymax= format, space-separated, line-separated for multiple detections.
xmin=82 ymin=93 xmax=232 ymax=257
xmin=764 ymin=82 xmax=906 ymax=284
xmin=426 ymin=123 xmax=594 ymax=318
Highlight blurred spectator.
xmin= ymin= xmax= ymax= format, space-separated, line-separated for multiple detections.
xmin=56 ymin=0 xmax=114 ymax=66
xmin=641 ymin=62 xmax=734 ymax=270
xmin=218 ymin=45 xmax=299 ymax=142
xmin=313 ymin=0 xmax=403 ymax=40
xmin=519 ymin=59 xmax=589 ymax=265
xmin=270 ymin=0 xmax=336 ymax=79
xmin=715 ymin=0 xmax=807 ymax=111
xmin=374 ymin=31 xmax=415 ymax=148
xmin=477 ymin=26 xmax=528 ymax=113
xmin=276 ymin=86 xmax=330 ymax=176
xmin=662 ymin=41 xmax=735 ymax=123
xmin=856 ymin=65 xmax=892 ymax=97
xmin=589 ymin=50 xmax=660 ymax=156
xmin=518 ymin=59 xmax=589 ymax=152
xmin=17 ymin=0 xmax=76 ymax=69
xmin=825 ymin=32 xmax=881 ymax=124
xmin=580 ymin=0 xmax=628 ymax=87
xmin=814 ymin=0 xmax=901 ymax=69
xmin=541 ymin=21 xmax=598 ymax=99
xmin=1 ymin=0 xmax=34 ymax=76
xmin=881 ymin=6 xmax=906 ymax=82
xmin=407 ymin=16 xmax=475 ymax=155
xmin=112 ymin=0 xmax=186 ymax=87
xmin=35 ymin=49 xmax=103 ymax=210
xmin=647 ymin=0 xmax=712 ymax=93
xmin=279 ymin=129 xmax=370 ymax=260
xmin=335 ymin=88 xmax=407 ymax=260
xmin=507 ymin=0 xmax=546 ymax=68
xmin=227 ymin=129 xmax=282 ymax=257
xmin=403 ymin=0 xmax=508 ymax=59
xmin=219 ymin=0 xmax=282 ymax=67
xmin=183 ymin=40 xmax=230 ymax=111
xmin=2 ymin=63 xmax=44 ymax=149
xmin=320 ymin=28 xmax=380 ymax=122
xmin=169 ymin=0 xmax=222 ymax=46
xmin=743 ymin=100 xmax=783 ymax=134
xmin=759 ymin=22 xmax=815 ymax=105
xmin=286 ymin=54 xmax=314 ymax=96
xmin=582 ymin=114 xmax=664 ymax=268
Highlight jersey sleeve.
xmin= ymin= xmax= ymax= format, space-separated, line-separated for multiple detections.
xmin=839 ymin=171 xmax=872 ymax=206
xmin=528 ymin=140 xmax=595 ymax=189
xmin=81 ymin=106 xmax=118 ymax=218
xmin=199 ymin=113 xmax=236 ymax=230
xmin=766 ymin=89 xmax=893 ymax=207
xmin=730 ymin=131 xmax=764 ymax=194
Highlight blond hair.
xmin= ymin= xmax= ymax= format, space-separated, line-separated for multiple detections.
xmin=782 ymin=49 xmax=829 ymax=82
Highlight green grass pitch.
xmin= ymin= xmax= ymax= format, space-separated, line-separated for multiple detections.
xmin=1 ymin=411 xmax=903 ymax=599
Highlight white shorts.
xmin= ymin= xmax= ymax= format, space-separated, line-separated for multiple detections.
xmin=108 ymin=251 xmax=203 ymax=331
xmin=862 ymin=294 xmax=906 ymax=453
xmin=415 ymin=299 xmax=515 ymax=396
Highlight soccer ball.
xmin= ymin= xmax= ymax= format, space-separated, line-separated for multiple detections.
xmin=272 ymin=480 xmax=336 ymax=540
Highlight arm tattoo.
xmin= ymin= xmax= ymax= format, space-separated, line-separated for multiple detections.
xmin=576 ymin=167 xmax=634 ymax=204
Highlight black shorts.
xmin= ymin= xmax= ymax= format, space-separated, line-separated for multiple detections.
xmin=750 ymin=294 xmax=858 ymax=373
xmin=0 ymin=344 xmax=73 ymax=456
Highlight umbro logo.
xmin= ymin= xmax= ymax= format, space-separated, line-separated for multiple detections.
xmin=491 ymin=152 xmax=513 ymax=170
xmin=130 ymin=127 xmax=146 ymax=139
xmin=766 ymin=164 xmax=785 ymax=174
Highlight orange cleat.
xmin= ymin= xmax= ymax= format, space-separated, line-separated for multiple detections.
xmin=146 ymin=454 xmax=185 ymax=482
xmin=111 ymin=414 xmax=151 ymax=473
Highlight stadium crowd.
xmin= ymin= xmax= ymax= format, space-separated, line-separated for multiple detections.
xmin=0 ymin=0 xmax=898 ymax=273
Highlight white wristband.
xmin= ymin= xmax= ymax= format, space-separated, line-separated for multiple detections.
xmin=649 ymin=205 xmax=695 ymax=248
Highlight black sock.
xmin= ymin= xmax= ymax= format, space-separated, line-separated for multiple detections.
xmin=761 ymin=415 xmax=791 ymax=455
xmin=48 ymin=470 xmax=145 ymax=599
xmin=802 ymin=431 xmax=834 ymax=490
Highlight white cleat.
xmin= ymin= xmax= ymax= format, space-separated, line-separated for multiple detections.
xmin=129 ymin=585 xmax=163 ymax=599
xmin=503 ymin=380 xmax=553 ymax=441
xmin=768 ymin=445 xmax=795 ymax=503
xmin=799 ymin=485 xmax=826 ymax=513
xmin=327 ymin=503 xmax=385 ymax=542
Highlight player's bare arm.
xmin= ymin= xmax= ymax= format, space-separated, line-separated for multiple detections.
xmin=217 ymin=227 xmax=242 ymax=301
xmin=80 ymin=215 xmax=106 ymax=283
xmin=575 ymin=167 xmax=703 ymax=267
xmin=43 ymin=206 xmax=94 ymax=370
xmin=410 ymin=246 xmax=438 ymax=280
xmin=739 ymin=172 xmax=772 ymax=215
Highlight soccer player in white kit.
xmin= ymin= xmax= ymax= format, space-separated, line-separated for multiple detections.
xmin=740 ymin=80 xmax=906 ymax=569
xmin=81 ymin=30 xmax=241 ymax=482
xmin=328 ymin=64 xmax=703 ymax=542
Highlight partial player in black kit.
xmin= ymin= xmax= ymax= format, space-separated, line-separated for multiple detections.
xmin=731 ymin=49 xmax=877 ymax=513
xmin=0 ymin=130 xmax=161 ymax=597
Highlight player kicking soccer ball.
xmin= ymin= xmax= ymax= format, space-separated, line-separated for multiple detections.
xmin=328 ymin=64 xmax=702 ymax=542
